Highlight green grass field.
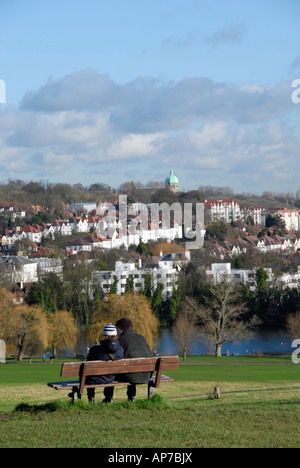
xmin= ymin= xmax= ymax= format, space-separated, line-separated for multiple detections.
xmin=1 ymin=355 xmax=300 ymax=448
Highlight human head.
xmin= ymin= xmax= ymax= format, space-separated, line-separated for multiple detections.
xmin=102 ymin=323 xmax=118 ymax=340
xmin=116 ymin=317 xmax=133 ymax=336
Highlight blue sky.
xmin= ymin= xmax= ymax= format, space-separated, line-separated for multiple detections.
xmin=0 ymin=0 xmax=300 ymax=194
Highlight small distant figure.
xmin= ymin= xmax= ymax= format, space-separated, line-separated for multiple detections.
xmin=50 ymin=354 xmax=55 ymax=364
xmin=226 ymin=349 xmax=230 ymax=356
xmin=214 ymin=386 xmax=221 ymax=399
xmin=42 ymin=354 xmax=46 ymax=364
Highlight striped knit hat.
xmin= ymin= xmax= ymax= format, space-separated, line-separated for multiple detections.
xmin=103 ymin=323 xmax=117 ymax=336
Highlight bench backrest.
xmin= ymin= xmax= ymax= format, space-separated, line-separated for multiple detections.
xmin=60 ymin=356 xmax=179 ymax=379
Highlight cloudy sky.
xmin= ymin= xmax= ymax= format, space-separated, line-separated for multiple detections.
xmin=0 ymin=0 xmax=300 ymax=194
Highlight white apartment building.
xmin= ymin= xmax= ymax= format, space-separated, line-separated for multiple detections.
xmin=205 ymin=200 xmax=266 ymax=226
xmin=35 ymin=257 xmax=63 ymax=280
xmin=0 ymin=255 xmax=64 ymax=286
xmin=206 ymin=262 xmax=300 ymax=291
xmin=93 ymin=258 xmax=179 ymax=300
xmin=268 ymin=208 xmax=300 ymax=231
xmin=276 ymin=267 xmax=300 ymax=290
xmin=0 ymin=256 xmax=38 ymax=286
xmin=205 ymin=199 xmax=242 ymax=224
xmin=248 ymin=207 xmax=264 ymax=225
xmin=70 ymin=202 xmax=97 ymax=214
xmin=206 ymin=263 xmax=273 ymax=291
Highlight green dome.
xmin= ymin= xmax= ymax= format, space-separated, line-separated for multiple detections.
xmin=165 ymin=170 xmax=179 ymax=184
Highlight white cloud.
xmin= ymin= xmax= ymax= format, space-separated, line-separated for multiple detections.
xmin=20 ymin=69 xmax=122 ymax=112
xmin=106 ymin=133 xmax=166 ymax=161
xmin=41 ymin=150 xmax=74 ymax=166
xmin=0 ymin=70 xmax=299 ymax=192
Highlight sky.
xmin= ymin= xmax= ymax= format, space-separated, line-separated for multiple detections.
xmin=0 ymin=0 xmax=300 ymax=195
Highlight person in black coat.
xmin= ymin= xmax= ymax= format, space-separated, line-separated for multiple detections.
xmin=86 ymin=323 xmax=124 ymax=403
xmin=103 ymin=317 xmax=152 ymax=402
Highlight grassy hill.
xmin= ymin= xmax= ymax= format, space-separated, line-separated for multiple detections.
xmin=1 ymin=356 xmax=300 ymax=448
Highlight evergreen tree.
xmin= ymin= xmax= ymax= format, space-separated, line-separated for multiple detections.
xmin=152 ymin=283 xmax=164 ymax=317
xmin=125 ymin=276 xmax=134 ymax=293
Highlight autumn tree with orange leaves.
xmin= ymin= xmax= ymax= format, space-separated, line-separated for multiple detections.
xmin=89 ymin=292 xmax=158 ymax=349
xmin=0 ymin=288 xmax=48 ymax=360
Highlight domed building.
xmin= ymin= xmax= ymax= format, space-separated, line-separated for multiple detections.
xmin=165 ymin=170 xmax=179 ymax=193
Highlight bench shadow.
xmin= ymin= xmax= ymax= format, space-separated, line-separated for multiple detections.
xmin=14 ymin=401 xmax=63 ymax=414
xmin=13 ymin=394 xmax=171 ymax=414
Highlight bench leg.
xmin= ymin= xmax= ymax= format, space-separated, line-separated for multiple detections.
xmin=148 ymin=383 xmax=153 ymax=399
xmin=73 ymin=391 xmax=81 ymax=402
xmin=68 ymin=387 xmax=81 ymax=402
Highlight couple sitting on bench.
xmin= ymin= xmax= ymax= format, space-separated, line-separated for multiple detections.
xmin=85 ymin=317 xmax=152 ymax=404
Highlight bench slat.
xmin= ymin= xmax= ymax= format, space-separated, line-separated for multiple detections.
xmin=48 ymin=381 xmax=80 ymax=390
xmin=60 ymin=362 xmax=82 ymax=378
xmin=48 ymin=375 xmax=174 ymax=391
xmin=60 ymin=356 xmax=179 ymax=378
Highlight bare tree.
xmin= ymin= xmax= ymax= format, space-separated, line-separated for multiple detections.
xmin=172 ymin=305 xmax=198 ymax=360
xmin=185 ymin=282 xmax=259 ymax=357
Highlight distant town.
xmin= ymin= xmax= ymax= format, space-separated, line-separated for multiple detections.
xmin=0 ymin=171 xmax=299 ymax=307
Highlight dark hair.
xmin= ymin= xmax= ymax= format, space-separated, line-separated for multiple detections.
xmin=116 ymin=317 xmax=133 ymax=331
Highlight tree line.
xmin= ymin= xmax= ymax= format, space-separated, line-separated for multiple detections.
xmin=0 ymin=261 xmax=299 ymax=359
xmin=0 ymin=287 xmax=158 ymax=361
xmin=1 ymin=179 xmax=299 ymax=210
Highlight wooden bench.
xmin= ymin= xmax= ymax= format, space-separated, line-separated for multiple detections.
xmin=48 ymin=356 xmax=180 ymax=401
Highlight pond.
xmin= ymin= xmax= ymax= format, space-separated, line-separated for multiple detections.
xmin=157 ymin=328 xmax=294 ymax=356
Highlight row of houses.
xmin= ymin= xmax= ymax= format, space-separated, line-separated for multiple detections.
xmin=1 ymin=199 xmax=300 ymax=259
xmin=0 ymin=203 xmax=47 ymax=221
xmin=1 ymin=212 xmax=183 ymax=255
xmin=210 ymin=234 xmax=300 ymax=259
xmin=65 ymin=226 xmax=183 ymax=256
